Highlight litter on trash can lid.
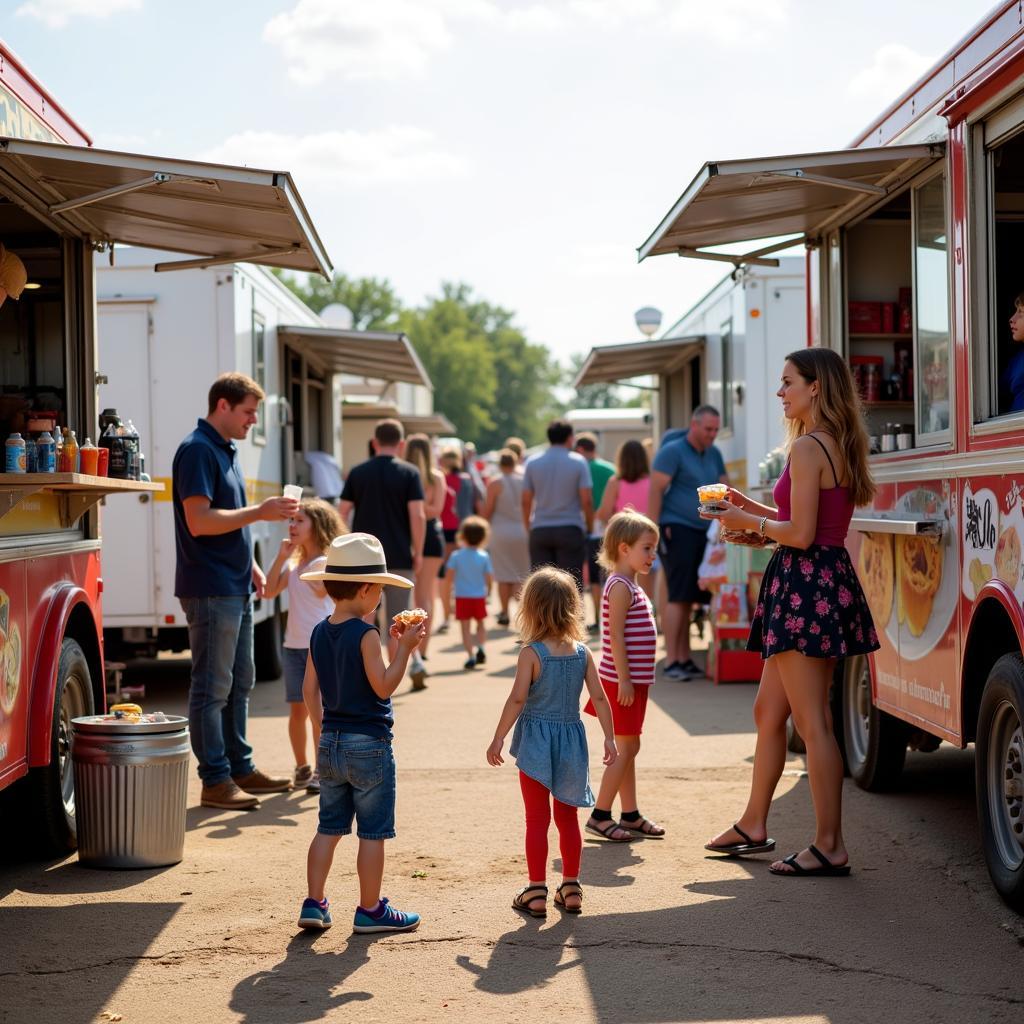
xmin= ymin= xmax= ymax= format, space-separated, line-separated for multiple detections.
xmin=72 ymin=713 xmax=187 ymax=735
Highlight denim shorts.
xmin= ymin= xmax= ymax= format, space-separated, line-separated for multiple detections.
xmin=282 ymin=646 xmax=308 ymax=703
xmin=317 ymin=731 xmax=397 ymax=839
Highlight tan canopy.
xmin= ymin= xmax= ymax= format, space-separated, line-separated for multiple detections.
xmin=574 ymin=336 xmax=702 ymax=387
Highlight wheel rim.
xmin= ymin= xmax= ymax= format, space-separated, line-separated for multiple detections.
xmin=844 ymin=655 xmax=871 ymax=769
xmin=57 ymin=669 xmax=89 ymax=818
xmin=987 ymin=699 xmax=1024 ymax=870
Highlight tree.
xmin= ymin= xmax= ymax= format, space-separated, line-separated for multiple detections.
xmin=566 ymin=352 xmax=635 ymax=409
xmin=274 ymin=271 xmax=402 ymax=329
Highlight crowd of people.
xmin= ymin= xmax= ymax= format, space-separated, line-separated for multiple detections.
xmin=172 ymin=348 xmax=877 ymax=932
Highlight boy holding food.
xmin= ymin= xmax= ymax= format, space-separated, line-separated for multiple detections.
xmin=297 ymin=533 xmax=428 ymax=933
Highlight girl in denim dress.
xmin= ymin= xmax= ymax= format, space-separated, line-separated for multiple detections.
xmin=487 ymin=568 xmax=617 ymax=917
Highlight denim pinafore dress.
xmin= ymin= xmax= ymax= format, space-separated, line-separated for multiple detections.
xmin=509 ymin=641 xmax=594 ymax=807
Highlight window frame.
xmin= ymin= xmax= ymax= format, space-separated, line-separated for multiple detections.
xmin=251 ymin=309 xmax=267 ymax=445
xmin=911 ymin=168 xmax=954 ymax=448
xmin=719 ymin=317 xmax=734 ymax=435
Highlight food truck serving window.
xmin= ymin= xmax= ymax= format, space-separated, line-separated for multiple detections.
xmin=972 ymin=97 xmax=1024 ymax=426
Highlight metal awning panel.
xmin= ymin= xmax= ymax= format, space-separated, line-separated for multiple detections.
xmin=402 ymin=412 xmax=456 ymax=435
xmin=279 ymin=325 xmax=432 ymax=389
xmin=574 ymin=336 xmax=703 ymax=388
xmin=638 ymin=143 xmax=944 ymax=261
xmin=0 ymin=137 xmax=331 ymax=276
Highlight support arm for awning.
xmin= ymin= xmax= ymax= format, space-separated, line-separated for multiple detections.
xmin=761 ymin=169 xmax=887 ymax=196
xmin=153 ymin=246 xmax=299 ymax=273
xmin=49 ymin=172 xmax=179 ymax=214
xmin=677 ymin=234 xmax=805 ymax=268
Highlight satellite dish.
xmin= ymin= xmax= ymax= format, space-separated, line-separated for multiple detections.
xmin=634 ymin=306 xmax=662 ymax=338
xmin=320 ymin=302 xmax=354 ymax=329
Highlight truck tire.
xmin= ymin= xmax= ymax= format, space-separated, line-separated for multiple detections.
xmin=786 ymin=718 xmax=806 ymax=754
xmin=26 ymin=638 xmax=94 ymax=855
xmin=842 ymin=652 xmax=908 ymax=791
xmin=975 ymin=653 xmax=1024 ymax=911
xmin=254 ymin=601 xmax=283 ymax=681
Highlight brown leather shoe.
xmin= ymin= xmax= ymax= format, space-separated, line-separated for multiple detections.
xmin=201 ymin=780 xmax=259 ymax=810
xmin=232 ymin=768 xmax=292 ymax=794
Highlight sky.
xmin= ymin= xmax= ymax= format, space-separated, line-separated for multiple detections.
xmin=3 ymin=0 xmax=1001 ymax=367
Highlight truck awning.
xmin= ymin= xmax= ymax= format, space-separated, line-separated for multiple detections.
xmin=0 ymin=137 xmax=332 ymax=276
xmin=638 ymin=143 xmax=944 ymax=263
xmin=279 ymin=325 xmax=432 ymax=389
xmin=574 ymin=336 xmax=703 ymax=388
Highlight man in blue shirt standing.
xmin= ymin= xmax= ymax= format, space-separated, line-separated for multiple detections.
xmin=649 ymin=405 xmax=728 ymax=681
xmin=522 ymin=419 xmax=593 ymax=591
xmin=173 ymin=373 xmax=300 ymax=810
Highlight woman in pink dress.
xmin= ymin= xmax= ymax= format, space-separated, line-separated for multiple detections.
xmin=596 ymin=440 xmax=657 ymax=606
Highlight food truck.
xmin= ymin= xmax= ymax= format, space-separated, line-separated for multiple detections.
xmin=0 ymin=40 xmax=330 ymax=854
xmin=637 ymin=3 xmax=1024 ymax=909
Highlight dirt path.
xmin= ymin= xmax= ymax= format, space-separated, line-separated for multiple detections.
xmin=2 ymin=624 xmax=1022 ymax=1024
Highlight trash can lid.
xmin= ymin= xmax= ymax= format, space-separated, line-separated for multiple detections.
xmin=72 ymin=713 xmax=188 ymax=735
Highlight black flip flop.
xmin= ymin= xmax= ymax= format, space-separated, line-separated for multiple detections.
xmin=704 ymin=823 xmax=776 ymax=856
xmin=769 ymin=844 xmax=851 ymax=877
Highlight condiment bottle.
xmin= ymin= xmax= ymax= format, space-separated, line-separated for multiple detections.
xmin=79 ymin=438 xmax=99 ymax=476
xmin=59 ymin=428 xmax=79 ymax=473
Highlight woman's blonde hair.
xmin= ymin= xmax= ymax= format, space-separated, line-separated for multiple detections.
xmin=516 ymin=567 xmax=585 ymax=646
xmin=599 ymin=510 xmax=659 ymax=572
xmin=295 ymin=497 xmax=345 ymax=562
xmin=405 ymin=433 xmax=437 ymax=491
xmin=783 ymin=347 xmax=875 ymax=507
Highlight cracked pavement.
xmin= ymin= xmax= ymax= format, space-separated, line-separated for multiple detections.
xmin=2 ymin=625 xmax=1022 ymax=1024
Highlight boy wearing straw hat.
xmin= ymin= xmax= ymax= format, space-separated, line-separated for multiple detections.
xmin=297 ymin=533 xmax=427 ymax=933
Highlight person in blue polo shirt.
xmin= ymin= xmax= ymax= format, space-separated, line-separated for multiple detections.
xmin=648 ymin=405 xmax=728 ymax=681
xmin=173 ymin=372 xmax=301 ymax=811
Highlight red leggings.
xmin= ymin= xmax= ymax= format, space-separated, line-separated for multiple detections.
xmin=519 ymin=771 xmax=582 ymax=880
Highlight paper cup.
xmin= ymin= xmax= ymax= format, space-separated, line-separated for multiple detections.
xmin=283 ymin=484 xmax=302 ymax=502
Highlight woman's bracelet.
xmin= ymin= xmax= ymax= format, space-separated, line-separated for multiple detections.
xmin=758 ymin=515 xmax=768 ymax=538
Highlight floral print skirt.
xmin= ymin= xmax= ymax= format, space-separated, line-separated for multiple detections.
xmin=747 ymin=544 xmax=880 ymax=661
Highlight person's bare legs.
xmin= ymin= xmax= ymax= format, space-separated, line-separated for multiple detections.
xmin=662 ymin=600 xmax=690 ymax=665
xmin=771 ymin=652 xmax=847 ymax=871
xmin=288 ymin=703 xmax=309 ymax=767
xmin=590 ymin=585 xmax=602 ymax=628
xmin=307 ymin=833 xmax=342 ymax=900
xmin=355 ymin=838 xmax=386 ymax=908
xmin=476 ymin=618 xmax=487 ymax=650
xmin=460 ymin=620 xmax=474 ymax=660
xmin=593 ymin=734 xmax=639 ymax=812
xmin=498 ymin=582 xmax=515 ymax=619
xmin=708 ymin=657 xmax=789 ymax=848
xmin=416 ymin=556 xmax=442 ymax=655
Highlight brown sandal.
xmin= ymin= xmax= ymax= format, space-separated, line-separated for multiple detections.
xmin=585 ymin=817 xmax=633 ymax=842
xmin=554 ymin=881 xmax=583 ymax=914
xmin=512 ymin=884 xmax=547 ymax=918
xmin=618 ymin=816 xmax=666 ymax=838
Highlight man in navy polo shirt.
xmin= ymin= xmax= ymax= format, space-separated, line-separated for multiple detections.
xmin=648 ymin=405 xmax=728 ymax=681
xmin=174 ymin=372 xmax=300 ymax=810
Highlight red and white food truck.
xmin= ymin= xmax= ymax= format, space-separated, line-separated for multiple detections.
xmin=639 ymin=3 xmax=1024 ymax=909
xmin=0 ymin=40 xmax=330 ymax=854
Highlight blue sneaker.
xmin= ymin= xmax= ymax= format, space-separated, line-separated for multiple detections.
xmin=297 ymin=897 xmax=332 ymax=930
xmin=352 ymin=896 xmax=420 ymax=934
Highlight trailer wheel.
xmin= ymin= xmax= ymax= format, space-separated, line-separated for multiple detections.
xmin=27 ymin=638 xmax=94 ymax=855
xmin=254 ymin=600 xmax=283 ymax=681
xmin=976 ymin=653 xmax=1024 ymax=910
xmin=786 ymin=718 xmax=806 ymax=754
xmin=842 ymin=653 xmax=908 ymax=791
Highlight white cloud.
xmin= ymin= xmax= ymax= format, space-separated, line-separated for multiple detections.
xmin=15 ymin=0 xmax=140 ymax=29
xmin=201 ymin=127 xmax=470 ymax=187
xmin=667 ymin=0 xmax=790 ymax=45
xmin=263 ymin=0 xmax=562 ymax=84
xmin=847 ymin=43 xmax=932 ymax=103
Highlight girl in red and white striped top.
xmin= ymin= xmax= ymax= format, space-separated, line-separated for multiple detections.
xmin=584 ymin=510 xmax=666 ymax=841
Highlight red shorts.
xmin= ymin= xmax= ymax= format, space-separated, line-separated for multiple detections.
xmin=455 ymin=597 xmax=487 ymax=622
xmin=584 ymin=676 xmax=650 ymax=735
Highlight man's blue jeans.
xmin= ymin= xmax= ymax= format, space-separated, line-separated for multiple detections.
xmin=180 ymin=595 xmax=257 ymax=786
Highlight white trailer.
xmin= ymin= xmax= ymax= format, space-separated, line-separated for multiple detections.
xmin=660 ymin=257 xmax=805 ymax=487
xmin=95 ymin=247 xmax=340 ymax=678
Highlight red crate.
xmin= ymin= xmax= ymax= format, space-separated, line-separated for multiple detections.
xmin=708 ymin=624 xmax=763 ymax=684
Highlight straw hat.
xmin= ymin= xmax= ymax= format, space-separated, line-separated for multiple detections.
xmin=0 ymin=245 xmax=28 ymax=300
xmin=300 ymin=533 xmax=413 ymax=587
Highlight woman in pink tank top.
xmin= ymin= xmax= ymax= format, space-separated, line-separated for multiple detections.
xmin=702 ymin=348 xmax=879 ymax=879
xmin=596 ymin=440 xmax=658 ymax=606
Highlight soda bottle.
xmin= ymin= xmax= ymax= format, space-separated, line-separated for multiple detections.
xmin=123 ymin=419 xmax=141 ymax=480
xmin=101 ymin=420 xmax=128 ymax=479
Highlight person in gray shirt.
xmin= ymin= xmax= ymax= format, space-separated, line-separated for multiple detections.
xmin=521 ymin=419 xmax=593 ymax=591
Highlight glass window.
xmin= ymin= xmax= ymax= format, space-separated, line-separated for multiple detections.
xmin=252 ymin=312 xmax=266 ymax=442
xmin=720 ymin=319 xmax=733 ymax=431
xmin=913 ymin=174 xmax=951 ymax=438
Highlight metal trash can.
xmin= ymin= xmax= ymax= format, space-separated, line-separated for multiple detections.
xmin=72 ymin=714 xmax=189 ymax=869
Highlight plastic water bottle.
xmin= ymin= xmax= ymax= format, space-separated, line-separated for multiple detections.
xmin=36 ymin=431 xmax=56 ymax=473
xmin=5 ymin=433 xmax=26 ymax=473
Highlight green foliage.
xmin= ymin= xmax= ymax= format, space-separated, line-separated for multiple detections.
xmin=274 ymin=270 xmax=402 ymax=329
xmin=566 ymin=352 xmax=637 ymax=409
